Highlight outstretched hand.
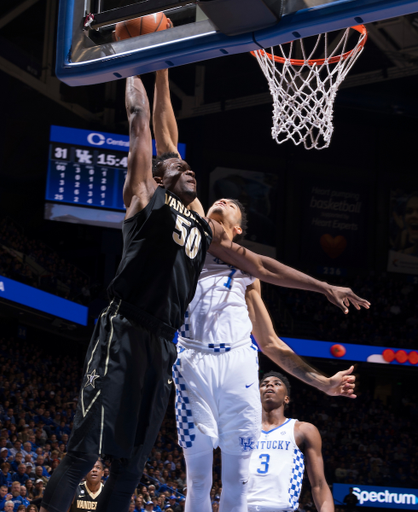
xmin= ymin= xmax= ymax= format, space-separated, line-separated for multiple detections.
xmin=326 ymin=285 xmax=370 ymax=314
xmin=325 ymin=365 xmax=357 ymax=399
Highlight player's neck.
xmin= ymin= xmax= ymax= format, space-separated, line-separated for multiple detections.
xmin=262 ymin=406 xmax=287 ymax=430
xmin=86 ymin=480 xmax=101 ymax=493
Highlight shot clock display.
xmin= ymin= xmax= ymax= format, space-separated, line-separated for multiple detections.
xmin=44 ymin=125 xmax=186 ymax=228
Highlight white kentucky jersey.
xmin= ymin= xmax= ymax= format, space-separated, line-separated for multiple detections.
xmin=247 ymin=418 xmax=305 ymax=512
xmin=179 ymin=253 xmax=255 ymax=345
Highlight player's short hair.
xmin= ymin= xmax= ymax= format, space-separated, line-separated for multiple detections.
xmin=95 ymin=459 xmax=104 ymax=470
xmin=404 ymin=191 xmax=418 ymax=213
xmin=260 ymin=371 xmax=291 ymax=401
xmin=152 ymin=152 xmax=180 ymax=177
xmin=226 ymin=199 xmax=247 ymax=243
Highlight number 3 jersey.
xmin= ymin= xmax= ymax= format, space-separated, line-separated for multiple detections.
xmin=247 ymin=418 xmax=305 ymax=512
xmin=179 ymin=253 xmax=255 ymax=344
xmin=108 ymin=187 xmax=212 ymax=332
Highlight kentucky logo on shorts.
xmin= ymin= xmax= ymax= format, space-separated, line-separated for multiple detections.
xmin=84 ymin=369 xmax=100 ymax=389
xmin=239 ymin=436 xmax=255 ymax=452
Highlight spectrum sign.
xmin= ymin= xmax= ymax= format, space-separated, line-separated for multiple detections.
xmin=333 ymin=484 xmax=418 ymax=509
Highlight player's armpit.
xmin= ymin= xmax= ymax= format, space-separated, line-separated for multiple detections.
xmin=123 ymin=76 xmax=157 ymax=216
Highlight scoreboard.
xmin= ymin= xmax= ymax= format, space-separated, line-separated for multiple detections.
xmin=45 ymin=125 xmax=186 ymax=212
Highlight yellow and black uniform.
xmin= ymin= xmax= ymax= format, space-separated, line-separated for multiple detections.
xmin=70 ymin=482 xmax=104 ymax=511
xmin=42 ymin=187 xmax=212 ymax=512
xmin=68 ymin=187 xmax=212 ymax=459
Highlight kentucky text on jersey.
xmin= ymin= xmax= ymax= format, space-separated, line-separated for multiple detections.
xmin=254 ymin=440 xmax=291 ymax=450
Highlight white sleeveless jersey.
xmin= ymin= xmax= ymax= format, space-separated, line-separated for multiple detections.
xmin=247 ymin=418 xmax=305 ymax=511
xmin=179 ymin=253 xmax=255 ymax=345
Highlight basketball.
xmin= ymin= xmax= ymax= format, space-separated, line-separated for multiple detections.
xmin=330 ymin=344 xmax=346 ymax=358
xmin=115 ymin=12 xmax=169 ymax=41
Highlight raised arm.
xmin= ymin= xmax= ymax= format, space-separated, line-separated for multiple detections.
xmin=207 ymin=219 xmax=370 ymax=314
xmin=246 ymin=281 xmax=357 ymax=398
xmin=297 ymin=422 xmax=334 ymax=512
xmin=123 ymin=76 xmax=157 ymax=217
xmin=153 ymin=69 xmax=178 ymax=156
xmin=152 ymin=69 xmax=205 ymax=217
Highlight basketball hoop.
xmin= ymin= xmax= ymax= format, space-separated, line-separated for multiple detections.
xmin=251 ymin=25 xmax=367 ymax=150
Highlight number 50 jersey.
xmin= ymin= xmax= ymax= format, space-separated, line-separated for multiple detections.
xmin=247 ymin=418 xmax=305 ymax=512
xmin=108 ymin=188 xmax=212 ymax=332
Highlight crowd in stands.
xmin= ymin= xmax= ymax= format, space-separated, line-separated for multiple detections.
xmin=264 ymin=272 xmax=418 ymax=349
xmin=0 ymin=331 xmax=417 ymax=512
xmin=0 ymin=218 xmax=91 ymax=304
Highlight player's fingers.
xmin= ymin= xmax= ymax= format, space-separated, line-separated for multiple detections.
xmin=340 ymin=365 xmax=354 ymax=376
xmin=349 ymin=293 xmax=371 ymax=308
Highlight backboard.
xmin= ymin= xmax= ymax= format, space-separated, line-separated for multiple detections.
xmin=56 ymin=0 xmax=418 ymax=86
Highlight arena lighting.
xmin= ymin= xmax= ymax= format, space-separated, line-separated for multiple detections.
xmin=333 ymin=483 xmax=418 ymax=509
xmin=0 ymin=275 xmax=88 ymax=326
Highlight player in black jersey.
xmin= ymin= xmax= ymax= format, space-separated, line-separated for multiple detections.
xmin=69 ymin=460 xmax=104 ymax=512
xmin=41 ymin=70 xmax=369 ymax=512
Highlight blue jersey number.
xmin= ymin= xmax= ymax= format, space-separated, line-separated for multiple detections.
xmin=257 ymin=454 xmax=270 ymax=474
xmin=223 ymin=268 xmax=237 ymax=290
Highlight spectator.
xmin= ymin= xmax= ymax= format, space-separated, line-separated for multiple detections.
xmin=11 ymin=465 xmax=28 ymax=486
xmin=10 ymin=481 xmax=26 ymax=510
xmin=26 ymin=505 xmax=39 ymax=512
xmin=167 ymin=496 xmax=181 ymax=512
xmin=0 ymin=451 xmax=9 ymax=465
xmin=24 ymin=481 xmax=34 ymax=501
xmin=0 ymin=464 xmax=12 ymax=488
xmin=10 ymin=455 xmax=24 ymax=474
xmin=343 ymin=488 xmax=359 ymax=512
xmin=32 ymin=479 xmax=44 ymax=501
xmin=10 ymin=443 xmax=23 ymax=459
xmin=2 ymin=500 xmax=14 ymax=512
xmin=32 ymin=469 xmax=46 ymax=487
xmin=0 ymin=487 xmax=12 ymax=511
xmin=134 ymin=496 xmax=144 ymax=512
xmin=19 ymin=487 xmax=29 ymax=509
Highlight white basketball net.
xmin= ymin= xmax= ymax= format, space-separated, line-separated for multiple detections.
xmin=253 ymin=27 xmax=367 ymax=150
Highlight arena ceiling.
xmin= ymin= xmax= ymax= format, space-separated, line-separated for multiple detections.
xmin=2 ymin=0 xmax=418 ymax=127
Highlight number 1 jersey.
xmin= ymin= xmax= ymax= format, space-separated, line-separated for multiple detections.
xmin=179 ymin=253 xmax=255 ymax=344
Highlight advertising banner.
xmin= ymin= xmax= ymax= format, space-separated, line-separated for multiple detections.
xmin=301 ymin=178 xmax=368 ymax=268
xmin=333 ymin=484 xmax=418 ymax=510
xmin=388 ymin=190 xmax=418 ymax=275
xmin=0 ymin=275 xmax=88 ymax=325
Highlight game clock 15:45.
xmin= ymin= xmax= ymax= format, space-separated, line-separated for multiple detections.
xmin=97 ymin=153 xmax=127 ymax=168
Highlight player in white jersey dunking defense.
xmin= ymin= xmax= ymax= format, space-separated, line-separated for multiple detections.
xmin=247 ymin=372 xmax=333 ymax=512
xmin=174 ymin=198 xmax=367 ymax=512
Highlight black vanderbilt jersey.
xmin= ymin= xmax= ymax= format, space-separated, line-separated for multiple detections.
xmin=70 ymin=481 xmax=104 ymax=511
xmin=108 ymin=187 xmax=212 ymax=331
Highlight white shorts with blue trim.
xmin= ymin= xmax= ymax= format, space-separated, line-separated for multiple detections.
xmin=173 ymin=337 xmax=261 ymax=456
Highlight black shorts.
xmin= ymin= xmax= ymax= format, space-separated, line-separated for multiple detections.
xmin=68 ymin=299 xmax=177 ymax=459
